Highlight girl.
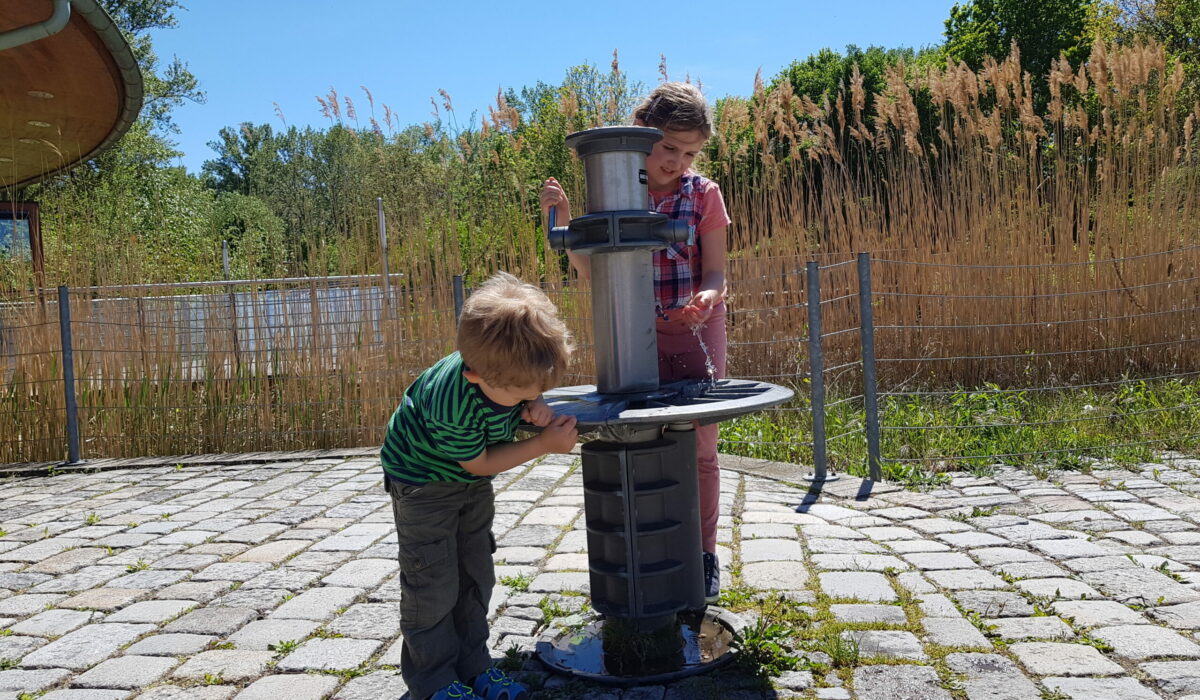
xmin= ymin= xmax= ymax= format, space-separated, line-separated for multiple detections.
xmin=540 ymin=81 xmax=731 ymax=603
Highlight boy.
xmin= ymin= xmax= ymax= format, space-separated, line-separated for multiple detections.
xmin=382 ymin=271 xmax=577 ymax=700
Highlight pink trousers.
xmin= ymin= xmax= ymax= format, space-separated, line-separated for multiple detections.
xmin=656 ymin=306 xmax=727 ymax=552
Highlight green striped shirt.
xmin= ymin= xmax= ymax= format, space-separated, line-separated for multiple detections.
xmin=381 ymin=352 xmax=522 ymax=484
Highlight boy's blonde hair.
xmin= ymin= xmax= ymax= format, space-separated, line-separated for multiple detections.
xmin=633 ymin=82 xmax=713 ymax=139
xmin=457 ymin=271 xmax=573 ymax=391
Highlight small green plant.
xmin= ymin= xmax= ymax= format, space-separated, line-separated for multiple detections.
xmin=0 ymin=629 xmax=12 ymax=636
xmin=84 ymin=512 xmax=100 ymax=525
xmin=267 ymin=639 xmax=300 ymax=654
xmin=312 ymin=626 xmax=344 ymax=639
xmin=813 ymin=630 xmax=860 ymax=668
xmin=0 ymin=528 xmax=7 ymax=537
xmin=202 ymin=671 xmax=225 ymax=685
xmin=0 ymin=658 xmax=19 ymax=670
xmin=125 ymin=559 xmax=150 ymax=573
xmin=499 ymin=573 xmax=533 ymax=592
xmin=735 ymin=617 xmax=800 ymax=678
xmin=159 ymin=513 xmax=172 ymax=520
xmin=1076 ymin=633 xmax=1113 ymax=652
xmin=970 ymin=505 xmax=1000 ymax=518
xmin=497 ymin=644 xmax=524 ymax=673
xmin=538 ymin=596 xmax=570 ymax=624
xmin=175 ymin=463 xmax=184 ymax=471
xmin=207 ymin=640 xmax=236 ymax=650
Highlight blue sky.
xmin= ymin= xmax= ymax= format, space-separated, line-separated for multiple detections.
xmin=151 ymin=0 xmax=958 ymax=173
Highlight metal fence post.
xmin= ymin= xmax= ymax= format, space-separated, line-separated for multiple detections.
xmin=453 ymin=275 xmax=465 ymax=322
xmin=57 ymin=285 xmax=83 ymax=466
xmin=377 ymin=197 xmax=392 ymax=317
xmin=805 ymin=261 xmax=833 ymax=482
xmin=858 ymin=252 xmax=882 ymax=482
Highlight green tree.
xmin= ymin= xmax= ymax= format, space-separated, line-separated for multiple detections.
xmin=1119 ymin=0 xmax=1200 ymax=99
xmin=943 ymin=0 xmax=1116 ymax=102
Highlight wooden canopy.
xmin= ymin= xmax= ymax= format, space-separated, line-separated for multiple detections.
xmin=0 ymin=0 xmax=142 ymax=188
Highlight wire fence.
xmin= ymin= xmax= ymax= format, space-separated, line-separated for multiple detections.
xmin=3 ymin=247 xmax=1199 ymax=478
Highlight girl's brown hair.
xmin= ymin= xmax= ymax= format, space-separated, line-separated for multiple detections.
xmin=456 ymin=271 xmax=573 ymax=391
xmin=633 ymin=82 xmax=713 ymax=138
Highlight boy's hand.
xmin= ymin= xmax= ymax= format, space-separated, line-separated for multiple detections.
xmin=539 ymin=414 xmax=578 ymax=454
xmin=540 ymin=177 xmax=571 ymax=224
xmin=521 ymin=396 xmax=554 ymax=427
xmin=682 ymin=289 xmax=722 ymax=326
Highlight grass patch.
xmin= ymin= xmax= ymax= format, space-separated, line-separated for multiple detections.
xmin=719 ymin=378 xmax=1200 ymax=486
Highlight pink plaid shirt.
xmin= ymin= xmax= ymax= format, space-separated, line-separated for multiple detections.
xmin=650 ymin=172 xmax=731 ymax=315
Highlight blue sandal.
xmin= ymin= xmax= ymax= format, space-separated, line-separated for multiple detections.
xmin=472 ymin=667 xmax=528 ymax=700
xmin=430 ymin=680 xmax=476 ymax=699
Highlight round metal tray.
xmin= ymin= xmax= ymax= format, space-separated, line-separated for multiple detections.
xmin=542 ymin=378 xmax=794 ymax=429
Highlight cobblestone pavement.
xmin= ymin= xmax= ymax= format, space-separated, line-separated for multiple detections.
xmin=6 ymin=451 xmax=1200 ymax=698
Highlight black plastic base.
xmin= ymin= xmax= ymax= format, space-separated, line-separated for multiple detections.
xmin=535 ymin=608 xmax=742 ymax=687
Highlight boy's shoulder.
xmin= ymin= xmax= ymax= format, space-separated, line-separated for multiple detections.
xmin=409 ymin=352 xmax=475 ymax=417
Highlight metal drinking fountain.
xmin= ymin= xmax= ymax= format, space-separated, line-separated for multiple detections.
xmin=535 ymin=126 xmax=793 ymax=685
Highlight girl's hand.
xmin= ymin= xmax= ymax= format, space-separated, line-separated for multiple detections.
xmin=682 ymin=289 xmax=723 ymax=326
xmin=521 ymin=396 xmax=554 ymax=427
xmin=540 ymin=177 xmax=572 ymax=223
xmin=538 ymin=414 xmax=578 ymax=454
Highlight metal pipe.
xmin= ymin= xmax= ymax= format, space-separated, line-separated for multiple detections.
xmin=57 ymin=285 xmax=83 ymax=466
xmin=806 ymin=262 xmax=830 ymax=482
xmin=63 ymin=273 xmax=407 ymax=294
xmin=453 ymin=275 xmax=465 ymax=322
xmin=858 ymin=252 xmax=882 ymax=482
xmin=0 ymin=0 xmax=71 ymax=52
xmin=377 ymin=198 xmax=392 ymax=316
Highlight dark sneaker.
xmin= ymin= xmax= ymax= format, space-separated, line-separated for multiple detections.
xmin=430 ymin=681 xmax=476 ymax=699
xmin=703 ymin=551 xmax=720 ymax=604
xmin=472 ymin=667 xmax=528 ymax=700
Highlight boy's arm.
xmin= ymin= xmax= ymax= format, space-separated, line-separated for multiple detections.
xmin=459 ymin=415 xmax=578 ymax=477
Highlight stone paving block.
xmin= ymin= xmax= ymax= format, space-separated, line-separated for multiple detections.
xmin=1014 ymin=578 xmax=1102 ymax=599
xmin=124 ymin=633 xmax=216 ymax=656
xmin=164 ymin=607 xmax=257 ymax=635
xmin=926 ymin=569 xmax=1008 ymax=590
xmin=0 ymin=668 xmax=72 ymax=693
xmin=936 ymin=532 xmax=1009 ymax=548
xmin=209 ymin=588 xmax=290 ymax=613
xmin=325 ymin=602 xmax=400 ymax=640
xmin=1028 ymin=538 xmax=1111 ymax=559
xmin=105 ymin=599 xmax=196 ymax=624
xmin=529 ymin=572 xmax=589 ymax=594
xmin=917 ymin=593 xmax=961 ymax=618
xmin=269 ymin=586 xmax=360 ymax=620
xmin=1151 ymin=600 xmax=1200 ymax=629
xmin=233 ymin=674 xmax=340 ymax=700
xmin=809 ymin=554 xmax=907 ymax=572
xmin=239 ymin=567 xmax=321 ymax=592
xmin=741 ymin=539 xmax=804 ymax=563
xmin=806 ymin=538 xmax=886 ymax=554
xmin=26 ymin=548 xmax=108 ymax=575
xmin=0 ymin=572 xmax=53 ymax=590
xmin=886 ymin=539 xmax=953 ymax=554
xmin=520 ymin=506 xmax=581 ymax=526
xmin=0 ymin=593 xmax=67 ymax=616
xmin=0 ymin=635 xmax=46 ymax=661
xmin=1042 ymin=676 xmax=1162 ymax=700
xmin=228 ymin=540 xmax=309 ymax=563
xmin=969 ymin=547 xmax=1043 ymax=566
xmin=494 ymin=547 xmax=547 ymax=565
xmin=154 ymin=581 xmax=232 ymax=603
xmin=859 ymin=526 xmax=921 ymax=541
xmin=170 ymin=650 xmax=275 ymax=682
xmin=275 ymin=637 xmax=381 ymax=671
xmin=41 ymin=690 xmax=132 ymax=700
xmin=818 ymin=572 xmax=896 ymax=602
xmin=985 ymin=616 xmax=1075 ymax=641
xmin=1081 ymin=568 xmax=1200 ymax=604
xmin=852 ymin=665 xmax=951 ymax=700
xmin=72 ymin=655 xmax=177 ymax=689
xmin=225 ymin=618 xmax=320 ymax=650
xmin=192 ymin=563 xmax=272 ymax=582
xmin=320 ymin=558 xmax=397 ymax=588
xmin=1008 ymin=642 xmax=1124 ymax=676
xmin=945 ymin=652 xmax=1042 ymax=700
xmin=829 ymin=604 xmax=907 ymax=624
xmin=902 ymin=552 xmax=976 ymax=570
xmin=544 ymin=553 xmax=589 ymax=571
xmin=1142 ymin=660 xmax=1200 ymax=694
xmin=213 ymin=523 xmax=287 ymax=544
xmin=1051 ymin=599 xmax=1144 ymax=627
xmin=59 ymin=588 xmax=150 ymax=611
xmin=843 ymin=630 xmax=926 ymax=660
xmin=923 ymin=618 xmax=990 ymax=648
xmin=151 ymin=554 xmax=222 ymax=570
xmin=19 ymin=623 xmax=155 ymax=670
xmin=741 ymin=561 xmax=809 ymax=591
xmin=8 ymin=609 xmax=98 ymax=637
xmin=1060 ymin=555 xmax=1139 ymax=573
xmin=1093 ymin=624 xmax=1200 ymax=660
